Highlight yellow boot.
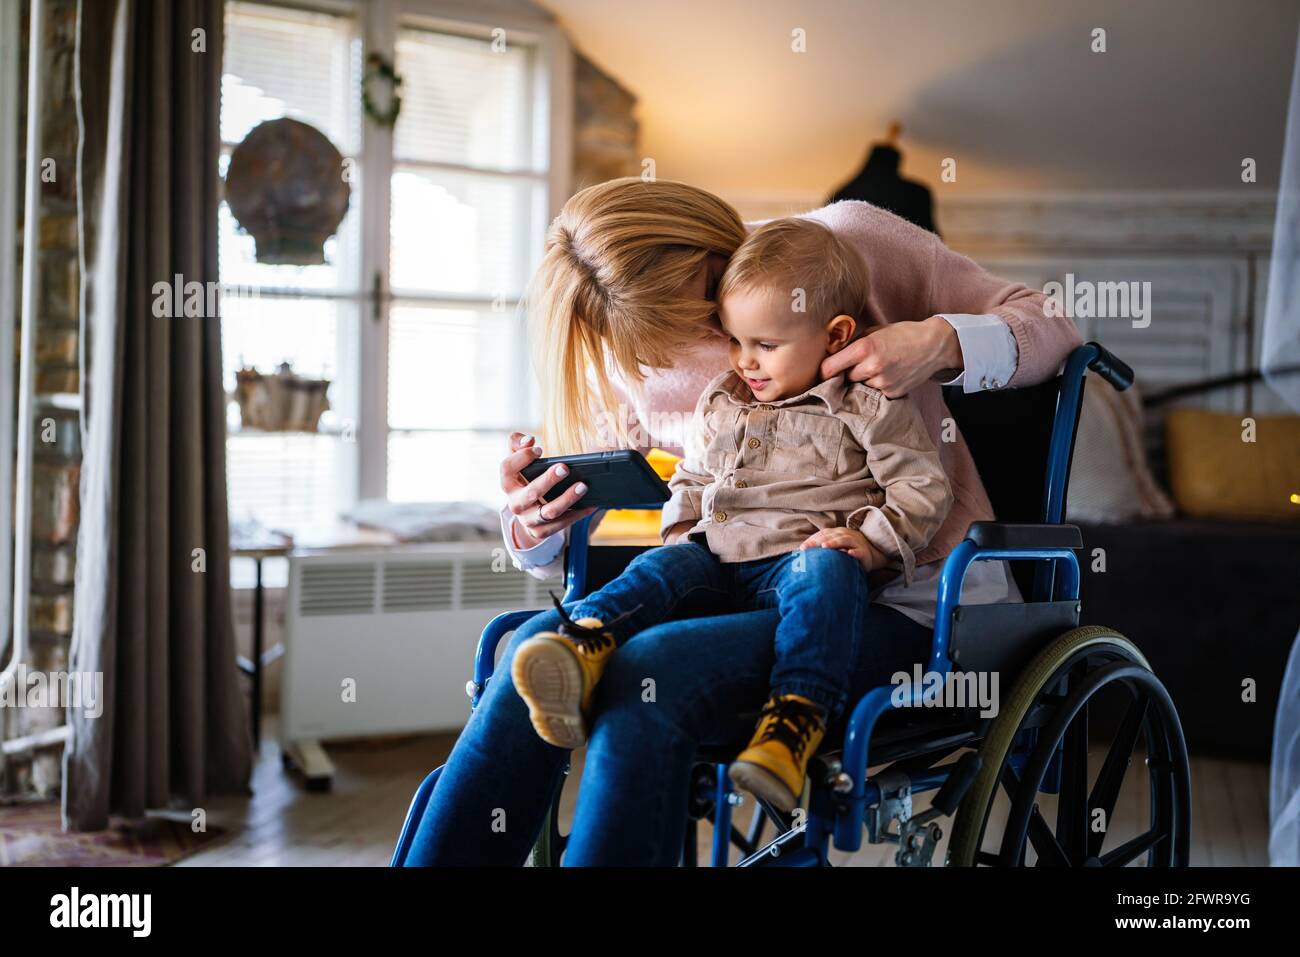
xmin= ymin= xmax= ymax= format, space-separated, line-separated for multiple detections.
xmin=727 ymin=694 xmax=827 ymax=813
xmin=511 ymin=601 xmax=620 ymax=750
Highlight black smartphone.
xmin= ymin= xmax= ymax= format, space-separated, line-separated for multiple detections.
xmin=520 ymin=449 xmax=670 ymax=509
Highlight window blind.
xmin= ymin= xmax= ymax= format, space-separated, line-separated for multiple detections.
xmin=220 ymin=1 xmax=360 ymax=537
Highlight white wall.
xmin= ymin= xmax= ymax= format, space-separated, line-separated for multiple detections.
xmin=542 ymin=0 xmax=1298 ymax=200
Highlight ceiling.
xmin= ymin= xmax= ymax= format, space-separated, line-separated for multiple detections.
xmin=541 ymin=0 xmax=1300 ymax=200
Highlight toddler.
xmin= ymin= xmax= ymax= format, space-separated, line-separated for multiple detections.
xmin=512 ymin=218 xmax=953 ymax=812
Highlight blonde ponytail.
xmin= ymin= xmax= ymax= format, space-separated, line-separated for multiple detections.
xmin=526 ymin=178 xmax=746 ymax=453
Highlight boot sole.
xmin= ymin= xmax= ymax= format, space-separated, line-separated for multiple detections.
xmin=728 ymin=761 xmax=799 ymax=815
xmin=511 ymin=638 xmax=589 ymax=750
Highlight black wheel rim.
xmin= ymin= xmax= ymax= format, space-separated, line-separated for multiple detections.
xmin=993 ymin=658 xmax=1192 ymax=867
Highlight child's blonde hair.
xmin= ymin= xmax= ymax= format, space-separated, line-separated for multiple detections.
xmin=717 ymin=217 xmax=871 ymax=328
xmin=527 ymin=178 xmax=748 ymax=453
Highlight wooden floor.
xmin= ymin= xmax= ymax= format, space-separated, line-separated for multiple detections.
xmin=179 ymin=722 xmax=1272 ymax=867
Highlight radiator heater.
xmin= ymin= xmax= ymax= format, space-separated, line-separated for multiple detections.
xmin=280 ymin=544 xmax=546 ymax=789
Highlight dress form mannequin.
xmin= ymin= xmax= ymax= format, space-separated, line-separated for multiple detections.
xmin=828 ymin=122 xmax=938 ymax=236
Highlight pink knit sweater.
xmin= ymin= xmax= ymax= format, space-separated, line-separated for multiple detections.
xmin=614 ymin=200 xmax=1083 ymax=567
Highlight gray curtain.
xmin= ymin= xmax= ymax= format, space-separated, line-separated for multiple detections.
xmin=64 ymin=0 xmax=251 ymax=831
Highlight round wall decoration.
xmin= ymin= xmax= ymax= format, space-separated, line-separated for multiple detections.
xmin=224 ymin=117 xmax=351 ymax=265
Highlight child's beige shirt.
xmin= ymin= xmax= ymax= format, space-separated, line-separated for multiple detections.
xmin=661 ymin=370 xmax=953 ymax=583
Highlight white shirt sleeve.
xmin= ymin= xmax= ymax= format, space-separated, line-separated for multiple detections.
xmin=935 ymin=314 xmax=1019 ymax=393
xmin=874 ymin=557 xmax=1022 ymax=631
xmin=498 ymin=505 xmax=565 ymax=580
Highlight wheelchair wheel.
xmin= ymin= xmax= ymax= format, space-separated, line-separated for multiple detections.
xmin=527 ymin=796 xmax=566 ymax=867
xmin=947 ymin=626 xmax=1191 ymax=867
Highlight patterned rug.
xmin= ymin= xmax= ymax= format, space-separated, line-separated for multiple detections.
xmin=0 ymin=802 xmax=225 ymax=866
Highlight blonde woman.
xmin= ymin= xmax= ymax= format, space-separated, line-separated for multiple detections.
xmin=404 ymin=178 xmax=1081 ymax=866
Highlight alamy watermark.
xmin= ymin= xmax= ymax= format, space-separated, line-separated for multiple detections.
xmin=1042 ymin=272 xmax=1151 ymax=329
xmin=890 ymin=665 xmax=999 ymax=718
xmin=0 ymin=665 xmax=103 ymax=719
xmin=593 ymin=403 xmax=691 ymax=451
xmin=50 ymin=887 xmax=150 ymax=937
xmin=151 ymin=274 xmax=259 ymax=319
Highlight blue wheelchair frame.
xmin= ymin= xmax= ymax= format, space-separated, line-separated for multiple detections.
xmin=392 ymin=342 xmax=1127 ymax=867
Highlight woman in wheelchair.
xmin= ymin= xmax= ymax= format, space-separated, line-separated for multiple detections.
xmin=401 ymin=177 xmax=1093 ymax=866
xmin=511 ymin=219 xmax=954 ymax=814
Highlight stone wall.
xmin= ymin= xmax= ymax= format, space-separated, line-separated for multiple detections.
xmin=572 ymin=51 xmax=640 ymax=191
xmin=7 ymin=0 xmax=81 ymax=797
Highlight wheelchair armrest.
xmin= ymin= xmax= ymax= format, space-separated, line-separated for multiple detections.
xmin=965 ymin=521 xmax=1082 ymax=551
xmin=472 ymin=608 xmax=547 ymax=705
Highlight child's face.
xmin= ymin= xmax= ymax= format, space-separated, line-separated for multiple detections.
xmin=719 ymin=286 xmax=854 ymax=401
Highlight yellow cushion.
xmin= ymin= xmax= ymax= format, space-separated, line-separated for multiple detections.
xmin=591 ymin=509 xmax=663 ymax=543
xmin=644 ymin=447 xmax=681 ymax=482
xmin=1165 ymin=409 xmax=1300 ymax=521
xmin=590 ymin=449 xmax=682 ymax=544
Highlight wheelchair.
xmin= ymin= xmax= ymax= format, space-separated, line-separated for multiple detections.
xmin=392 ymin=342 xmax=1192 ymax=867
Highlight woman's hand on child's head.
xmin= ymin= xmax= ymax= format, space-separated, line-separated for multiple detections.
xmin=800 ymin=527 xmax=886 ymax=573
xmin=501 ymin=432 xmax=597 ymax=547
xmin=820 ymin=316 xmax=962 ymax=398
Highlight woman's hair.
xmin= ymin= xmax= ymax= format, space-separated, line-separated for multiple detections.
xmin=717 ymin=217 xmax=871 ymax=330
xmin=527 ymin=177 xmax=747 ymax=452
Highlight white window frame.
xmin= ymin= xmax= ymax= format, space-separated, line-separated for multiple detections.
xmin=0 ymin=0 xmax=27 ymax=664
xmin=222 ymin=0 xmax=368 ymax=525
xmin=357 ymin=0 xmax=571 ymax=500
xmin=223 ymin=0 xmax=572 ymax=514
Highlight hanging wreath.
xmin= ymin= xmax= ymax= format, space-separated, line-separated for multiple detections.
xmin=362 ymin=52 xmax=403 ymax=128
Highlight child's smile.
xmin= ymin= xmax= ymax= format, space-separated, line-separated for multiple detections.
xmin=719 ymin=286 xmax=854 ymax=401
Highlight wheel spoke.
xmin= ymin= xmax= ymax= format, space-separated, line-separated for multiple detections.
xmin=730 ymin=825 xmax=756 ymax=856
xmin=745 ymin=804 xmax=766 ymax=848
xmin=1087 ymin=693 xmax=1148 ymax=858
xmin=999 ymin=765 xmax=1068 ymax=866
xmin=756 ymin=797 xmax=794 ymax=834
xmin=1028 ymin=805 xmax=1070 ymax=866
xmin=1055 ymin=669 xmax=1089 ymax=863
xmin=999 ymin=764 xmax=1022 ymax=801
xmin=1099 ymin=828 xmax=1166 ymax=867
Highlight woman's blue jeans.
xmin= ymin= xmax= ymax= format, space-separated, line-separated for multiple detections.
xmin=402 ymin=550 xmax=932 ymax=867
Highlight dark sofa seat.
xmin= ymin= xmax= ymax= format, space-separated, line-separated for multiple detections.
xmin=1077 ymin=518 xmax=1300 ymax=759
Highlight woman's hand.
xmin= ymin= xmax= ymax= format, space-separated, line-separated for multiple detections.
xmin=800 ymin=527 xmax=889 ymax=573
xmin=820 ymin=315 xmax=963 ymax=398
xmin=501 ymin=432 xmax=597 ymax=548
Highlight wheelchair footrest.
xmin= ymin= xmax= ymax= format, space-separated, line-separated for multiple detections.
xmin=863 ymin=753 xmax=984 ymax=867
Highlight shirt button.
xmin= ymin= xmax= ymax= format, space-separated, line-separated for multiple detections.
xmin=713 ymin=510 xmax=727 ymax=522
xmin=735 ymin=479 xmax=747 ymax=488
xmin=747 ymin=437 xmax=761 ymax=449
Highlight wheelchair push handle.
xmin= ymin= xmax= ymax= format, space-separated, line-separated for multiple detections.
xmin=1085 ymin=341 xmax=1134 ymax=392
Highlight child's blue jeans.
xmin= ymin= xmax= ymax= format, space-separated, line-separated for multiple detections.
xmin=570 ymin=540 xmax=868 ymax=718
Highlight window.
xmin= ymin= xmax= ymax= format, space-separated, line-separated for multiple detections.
xmin=385 ymin=24 xmax=547 ymax=502
xmin=220 ymin=2 xmax=362 ymax=532
xmin=219 ymin=0 xmax=568 ymax=540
